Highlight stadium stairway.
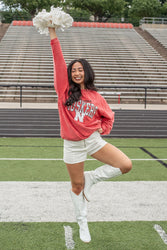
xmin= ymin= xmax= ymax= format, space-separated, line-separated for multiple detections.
xmin=144 ymin=28 xmax=167 ymax=50
xmin=135 ymin=27 xmax=167 ymax=61
xmin=0 ymin=109 xmax=166 ymax=138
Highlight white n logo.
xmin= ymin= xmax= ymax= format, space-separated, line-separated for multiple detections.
xmin=74 ymin=110 xmax=85 ymax=123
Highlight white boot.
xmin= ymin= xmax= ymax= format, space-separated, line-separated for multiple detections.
xmin=84 ymin=164 xmax=122 ymax=202
xmin=70 ymin=190 xmax=91 ymax=243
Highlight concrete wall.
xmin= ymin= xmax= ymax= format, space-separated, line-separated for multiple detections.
xmin=141 ymin=24 xmax=167 ymax=29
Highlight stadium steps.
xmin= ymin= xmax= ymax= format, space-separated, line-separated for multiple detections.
xmin=0 ymin=23 xmax=10 ymax=41
xmin=146 ymin=28 xmax=167 ymax=50
xmin=135 ymin=27 xmax=167 ymax=61
xmin=0 ymin=109 xmax=166 ymax=138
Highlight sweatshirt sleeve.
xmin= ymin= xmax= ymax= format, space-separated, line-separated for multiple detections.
xmin=99 ymin=96 xmax=115 ymax=135
xmin=50 ymin=38 xmax=68 ymax=97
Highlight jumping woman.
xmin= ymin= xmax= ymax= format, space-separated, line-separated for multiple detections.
xmin=49 ymin=27 xmax=132 ymax=243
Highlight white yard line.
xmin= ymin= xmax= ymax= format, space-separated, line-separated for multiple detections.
xmin=0 ymin=158 xmax=167 ymax=161
xmin=0 ymin=158 xmax=65 ymax=161
xmin=64 ymin=226 xmax=75 ymax=250
xmin=154 ymin=224 xmax=167 ymax=245
xmin=0 ymin=181 xmax=166 ymax=222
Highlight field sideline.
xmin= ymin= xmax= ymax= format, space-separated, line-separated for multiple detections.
xmin=0 ymin=137 xmax=167 ymax=250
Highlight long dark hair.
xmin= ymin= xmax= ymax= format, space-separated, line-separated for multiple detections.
xmin=65 ymin=59 xmax=97 ymax=106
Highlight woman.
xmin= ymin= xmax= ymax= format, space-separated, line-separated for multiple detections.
xmin=49 ymin=27 xmax=132 ymax=243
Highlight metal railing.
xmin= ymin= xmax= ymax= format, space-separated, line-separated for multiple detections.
xmin=0 ymin=84 xmax=167 ymax=109
xmin=140 ymin=17 xmax=167 ymax=25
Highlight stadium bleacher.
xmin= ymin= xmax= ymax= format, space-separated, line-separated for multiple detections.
xmin=0 ymin=21 xmax=167 ymax=104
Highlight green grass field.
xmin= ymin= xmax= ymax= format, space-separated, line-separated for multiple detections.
xmin=0 ymin=137 xmax=167 ymax=250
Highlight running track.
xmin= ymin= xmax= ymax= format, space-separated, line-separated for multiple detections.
xmin=0 ymin=109 xmax=167 ymax=138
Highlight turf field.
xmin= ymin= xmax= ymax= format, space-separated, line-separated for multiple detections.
xmin=0 ymin=137 xmax=167 ymax=250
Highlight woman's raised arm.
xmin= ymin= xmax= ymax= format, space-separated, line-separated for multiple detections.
xmin=49 ymin=27 xmax=68 ymax=97
xmin=48 ymin=27 xmax=57 ymax=40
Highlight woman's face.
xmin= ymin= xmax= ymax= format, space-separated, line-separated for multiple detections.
xmin=71 ymin=62 xmax=85 ymax=89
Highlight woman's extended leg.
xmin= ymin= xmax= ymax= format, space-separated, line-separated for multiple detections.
xmin=84 ymin=143 xmax=132 ymax=201
xmin=66 ymin=162 xmax=91 ymax=243
xmin=66 ymin=162 xmax=85 ymax=195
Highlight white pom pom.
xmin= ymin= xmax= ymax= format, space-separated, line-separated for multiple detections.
xmin=33 ymin=6 xmax=73 ymax=35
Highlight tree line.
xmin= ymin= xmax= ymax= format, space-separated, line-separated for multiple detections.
xmin=0 ymin=0 xmax=167 ymax=26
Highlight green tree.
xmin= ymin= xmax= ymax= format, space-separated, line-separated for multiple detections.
xmin=67 ymin=8 xmax=91 ymax=22
xmin=125 ymin=0 xmax=133 ymax=7
xmin=161 ymin=1 xmax=167 ymax=15
xmin=160 ymin=0 xmax=167 ymax=4
xmin=1 ymin=9 xmax=31 ymax=23
xmin=0 ymin=0 xmax=64 ymax=17
xmin=124 ymin=0 xmax=133 ymax=18
xmin=129 ymin=0 xmax=161 ymax=25
xmin=67 ymin=0 xmax=126 ymax=21
xmin=129 ymin=0 xmax=161 ymax=17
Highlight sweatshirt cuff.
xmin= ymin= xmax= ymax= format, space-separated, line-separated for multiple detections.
xmin=50 ymin=38 xmax=58 ymax=45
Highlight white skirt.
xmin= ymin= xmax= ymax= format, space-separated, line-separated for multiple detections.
xmin=63 ymin=131 xmax=107 ymax=164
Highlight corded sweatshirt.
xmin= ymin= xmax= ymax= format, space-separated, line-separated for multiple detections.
xmin=51 ymin=38 xmax=115 ymax=141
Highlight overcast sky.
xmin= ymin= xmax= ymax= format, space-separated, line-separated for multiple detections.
xmin=0 ymin=1 xmax=3 ymax=10
xmin=0 ymin=1 xmax=5 ymax=10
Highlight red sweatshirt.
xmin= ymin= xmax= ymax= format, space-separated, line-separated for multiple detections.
xmin=51 ymin=38 xmax=114 ymax=141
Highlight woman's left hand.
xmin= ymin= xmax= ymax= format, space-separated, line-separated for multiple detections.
xmin=97 ymin=128 xmax=103 ymax=134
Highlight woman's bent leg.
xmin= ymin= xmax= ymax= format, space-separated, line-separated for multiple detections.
xmin=84 ymin=143 xmax=132 ymax=201
xmin=91 ymin=143 xmax=132 ymax=173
